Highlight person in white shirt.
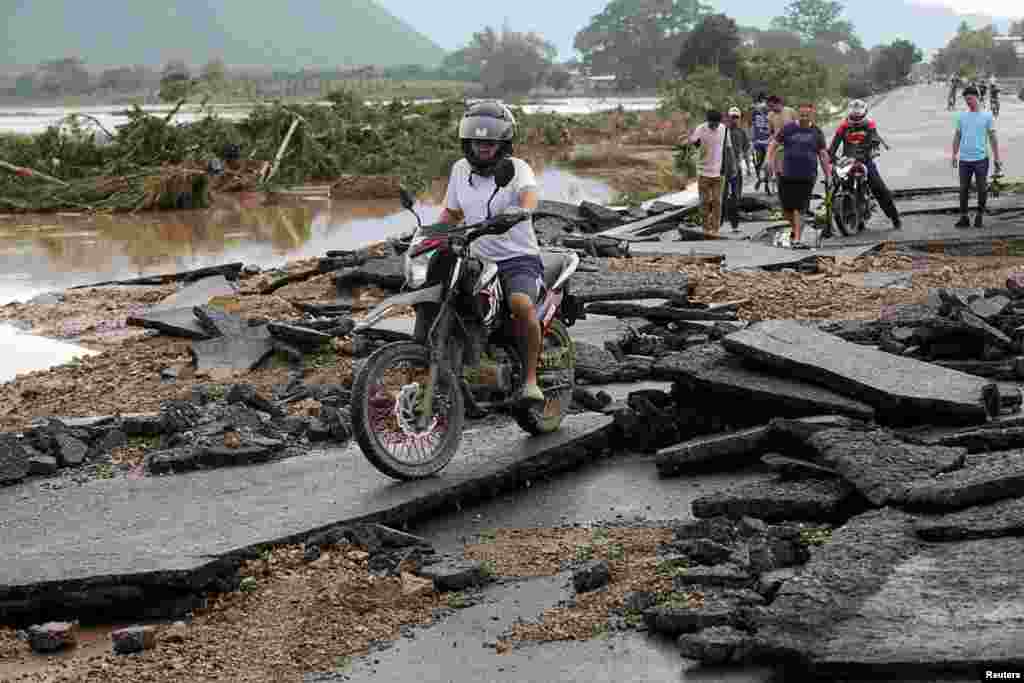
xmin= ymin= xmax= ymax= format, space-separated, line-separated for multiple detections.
xmin=437 ymin=101 xmax=545 ymax=403
xmin=687 ymin=110 xmax=727 ymax=236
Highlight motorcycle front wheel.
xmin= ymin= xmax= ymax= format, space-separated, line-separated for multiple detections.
xmin=832 ymin=190 xmax=858 ymax=236
xmin=351 ymin=341 xmax=465 ymax=480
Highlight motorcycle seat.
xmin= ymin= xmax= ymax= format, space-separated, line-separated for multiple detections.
xmin=540 ymin=250 xmax=576 ymax=291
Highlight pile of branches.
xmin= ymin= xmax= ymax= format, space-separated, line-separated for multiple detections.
xmin=0 ymin=90 xmax=585 ymax=213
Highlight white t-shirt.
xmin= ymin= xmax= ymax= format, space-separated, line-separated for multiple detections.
xmin=443 ymin=157 xmax=540 ymax=262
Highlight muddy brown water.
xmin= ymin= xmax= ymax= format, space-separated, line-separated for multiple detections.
xmin=0 ymin=166 xmax=613 ymax=381
xmin=0 ymin=166 xmax=613 ymax=305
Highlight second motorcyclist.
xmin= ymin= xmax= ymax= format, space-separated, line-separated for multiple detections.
xmin=436 ymin=101 xmax=545 ymax=404
xmin=828 ymin=99 xmax=902 ymax=230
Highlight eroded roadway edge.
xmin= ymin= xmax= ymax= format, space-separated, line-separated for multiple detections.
xmin=0 ymin=413 xmax=614 ymax=623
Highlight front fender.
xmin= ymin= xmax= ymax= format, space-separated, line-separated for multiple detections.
xmin=354 ymin=284 xmax=443 ymax=332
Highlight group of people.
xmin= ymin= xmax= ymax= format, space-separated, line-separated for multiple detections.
xmin=948 ymin=74 xmax=1001 ymax=116
xmin=425 ymin=90 xmax=1005 ymax=403
xmin=686 ymin=94 xmax=902 ymax=248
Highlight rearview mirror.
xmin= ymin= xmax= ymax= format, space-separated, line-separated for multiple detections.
xmin=399 ymin=187 xmax=416 ymax=211
xmin=494 ymin=158 xmax=515 ymax=189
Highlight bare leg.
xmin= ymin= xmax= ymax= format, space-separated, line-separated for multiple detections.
xmin=787 ymin=209 xmax=802 ymax=243
xmin=509 ymin=293 xmax=541 ymax=387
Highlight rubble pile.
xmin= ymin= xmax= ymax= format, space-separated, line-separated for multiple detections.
xmin=577 ymin=312 xmax=1024 ymax=678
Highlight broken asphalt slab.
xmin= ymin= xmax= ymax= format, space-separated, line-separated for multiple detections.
xmin=126 ymin=275 xmax=237 ymax=339
xmin=628 ymin=240 xmax=879 ymax=272
xmin=805 ymin=429 xmax=967 ymax=507
xmin=691 ymin=477 xmax=860 ymax=523
xmin=756 ymin=508 xmax=1024 ymax=678
xmin=653 ymin=344 xmax=875 ymax=422
xmin=722 ymin=320 xmax=999 ymax=425
xmin=913 ymin=496 xmax=1024 ymax=541
xmin=189 ymin=325 xmax=275 ymax=371
xmin=0 ymin=414 xmax=613 ymax=623
xmin=902 ymin=449 xmax=1024 ymax=511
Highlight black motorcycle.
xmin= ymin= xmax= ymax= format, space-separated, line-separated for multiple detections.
xmin=829 ymin=147 xmax=882 ymax=236
xmin=350 ymin=159 xmax=581 ymax=480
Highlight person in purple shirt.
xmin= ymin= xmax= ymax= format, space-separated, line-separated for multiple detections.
xmin=765 ymin=102 xmax=832 ymax=247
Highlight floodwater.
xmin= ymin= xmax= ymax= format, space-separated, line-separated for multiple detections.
xmin=0 ymin=97 xmax=661 ymax=136
xmin=0 ymin=163 xmax=614 ymax=305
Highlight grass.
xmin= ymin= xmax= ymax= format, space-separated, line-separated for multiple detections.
xmin=334 ymin=655 xmax=353 ymax=671
xmin=655 ymin=557 xmax=689 ymax=578
xmin=656 ymin=590 xmax=704 ymax=610
xmin=479 ymin=559 xmax=496 ymax=579
xmin=94 ymin=463 xmax=115 ymax=479
xmin=624 ymin=609 xmax=645 ymax=627
xmin=128 ymin=434 xmax=161 ymax=450
xmin=206 ymin=384 xmax=226 ymax=400
xmin=477 ymin=529 xmax=497 ymax=544
xmin=306 ymin=346 xmax=340 ymax=370
xmin=590 ymin=622 xmax=610 ymax=639
xmin=239 ymin=576 xmax=258 ymax=593
xmin=446 ymin=592 xmax=468 ymax=609
xmin=799 ymin=528 xmax=833 ymax=546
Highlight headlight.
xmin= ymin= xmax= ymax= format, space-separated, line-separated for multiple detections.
xmin=404 ymin=251 xmax=430 ymax=288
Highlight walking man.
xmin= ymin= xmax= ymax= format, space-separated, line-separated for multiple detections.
xmin=751 ymin=94 xmax=772 ymax=190
xmin=723 ymin=106 xmax=754 ymax=232
xmin=687 ymin=109 xmax=727 ymax=236
xmin=765 ymin=102 xmax=832 ymax=248
xmin=952 ymin=85 xmax=1002 ymax=228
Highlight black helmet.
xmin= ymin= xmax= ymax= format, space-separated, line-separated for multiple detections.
xmin=459 ymin=101 xmax=516 ymax=176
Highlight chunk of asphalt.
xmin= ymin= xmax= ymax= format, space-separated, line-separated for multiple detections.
xmin=691 ymin=477 xmax=859 ymax=523
xmin=656 ymin=426 xmax=771 ymax=476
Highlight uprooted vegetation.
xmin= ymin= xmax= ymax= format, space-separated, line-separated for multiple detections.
xmin=0 ymin=92 xmax=674 ymax=214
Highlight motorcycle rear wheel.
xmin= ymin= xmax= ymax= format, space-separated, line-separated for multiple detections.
xmin=351 ymin=341 xmax=465 ymax=480
xmin=513 ymin=319 xmax=575 ymax=435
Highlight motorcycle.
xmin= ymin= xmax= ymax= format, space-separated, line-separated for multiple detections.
xmin=992 ymin=96 xmax=1000 ymax=119
xmin=829 ymin=148 xmax=880 ymax=237
xmin=349 ymin=159 xmax=582 ymax=480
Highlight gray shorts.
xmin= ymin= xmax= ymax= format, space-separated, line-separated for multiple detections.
xmin=497 ymin=255 xmax=543 ymax=303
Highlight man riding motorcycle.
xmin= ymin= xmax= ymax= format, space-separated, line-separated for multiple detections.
xmin=436 ymin=101 xmax=545 ymax=404
xmin=828 ymin=99 xmax=902 ymax=230
xmin=989 ymin=75 xmax=1001 ymax=117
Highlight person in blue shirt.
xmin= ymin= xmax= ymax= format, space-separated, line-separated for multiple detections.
xmin=750 ymin=93 xmax=772 ymax=191
xmin=952 ymin=85 xmax=1003 ymax=228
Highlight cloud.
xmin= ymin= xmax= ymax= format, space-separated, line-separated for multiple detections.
xmin=911 ymin=0 xmax=1019 ymax=17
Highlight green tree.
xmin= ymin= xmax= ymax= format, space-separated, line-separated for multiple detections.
xmin=547 ymin=66 xmax=574 ymax=91
xmin=660 ymin=66 xmax=747 ymax=118
xmin=869 ymin=40 xmax=920 ymax=86
xmin=574 ymin=0 xmax=712 ymax=90
xmin=771 ymin=0 xmax=862 ymax=49
xmin=675 ymin=14 xmax=742 ymax=78
xmin=445 ymin=26 xmax=557 ymax=95
xmin=37 ymin=57 xmax=91 ymax=95
xmin=200 ymin=58 xmax=227 ymax=84
xmin=159 ymin=60 xmax=193 ymax=102
xmin=739 ymin=48 xmax=831 ymax=105
xmin=991 ymin=43 xmax=1020 ymax=76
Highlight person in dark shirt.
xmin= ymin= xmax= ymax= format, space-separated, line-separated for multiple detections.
xmin=764 ymin=102 xmax=832 ymax=247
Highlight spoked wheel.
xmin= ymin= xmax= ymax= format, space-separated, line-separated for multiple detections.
xmin=832 ymin=190 xmax=858 ymax=237
xmin=351 ymin=342 xmax=464 ymax=480
xmin=510 ymin=319 xmax=575 ymax=435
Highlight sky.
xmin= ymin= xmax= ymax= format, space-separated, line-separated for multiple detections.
xmin=378 ymin=0 xmax=1019 ymax=58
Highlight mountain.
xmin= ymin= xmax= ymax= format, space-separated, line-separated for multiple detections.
xmin=378 ymin=0 xmax=1015 ymax=57
xmin=0 ymin=0 xmax=445 ymax=69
